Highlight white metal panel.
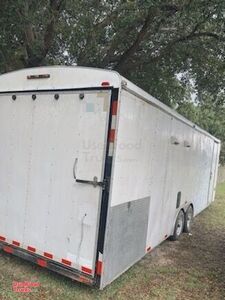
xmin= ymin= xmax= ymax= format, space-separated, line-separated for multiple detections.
xmin=0 ymin=66 xmax=219 ymax=144
xmin=0 ymin=90 xmax=110 ymax=272
xmin=211 ymin=142 xmax=221 ymax=201
xmin=75 ymin=92 xmax=110 ymax=181
xmin=121 ymin=81 xmax=220 ymax=143
xmin=110 ymin=88 xmax=219 ymax=253
xmin=0 ymin=66 xmax=121 ymax=92
xmin=207 ymin=141 xmax=220 ymax=204
xmin=190 ymin=131 xmax=214 ymax=214
xmin=0 ymin=96 xmax=33 ymax=243
xmin=110 ymin=90 xmax=153 ymax=206
xmin=145 ymin=111 xmax=173 ymax=249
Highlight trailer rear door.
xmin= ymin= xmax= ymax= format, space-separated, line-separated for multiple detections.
xmin=0 ymin=90 xmax=111 ymax=275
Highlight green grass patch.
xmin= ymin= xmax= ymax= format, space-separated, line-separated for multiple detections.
xmin=0 ymin=183 xmax=225 ymax=299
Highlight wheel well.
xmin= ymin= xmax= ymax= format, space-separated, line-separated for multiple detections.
xmin=179 ymin=208 xmax=185 ymax=217
xmin=186 ymin=203 xmax=194 ymax=215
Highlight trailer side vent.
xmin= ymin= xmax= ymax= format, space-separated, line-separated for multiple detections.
xmin=176 ymin=192 xmax=181 ymax=208
xmin=171 ymin=136 xmax=180 ymax=145
xmin=184 ymin=141 xmax=191 ymax=148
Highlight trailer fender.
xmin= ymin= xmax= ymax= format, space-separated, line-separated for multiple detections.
xmin=184 ymin=203 xmax=194 ymax=216
xmin=183 ymin=204 xmax=194 ymax=233
xmin=171 ymin=208 xmax=185 ymax=237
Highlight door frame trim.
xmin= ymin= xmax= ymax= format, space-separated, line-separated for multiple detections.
xmin=95 ymin=88 xmax=119 ymax=286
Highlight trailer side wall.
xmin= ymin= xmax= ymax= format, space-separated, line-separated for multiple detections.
xmin=101 ymin=88 xmax=219 ymax=288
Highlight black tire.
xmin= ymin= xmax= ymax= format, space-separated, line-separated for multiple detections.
xmin=170 ymin=210 xmax=185 ymax=241
xmin=183 ymin=205 xmax=194 ymax=233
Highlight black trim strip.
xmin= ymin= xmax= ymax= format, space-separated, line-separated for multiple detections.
xmin=95 ymin=88 xmax=119 ymax=287
xmin=0 ymin=87 xmax=113 ymax=95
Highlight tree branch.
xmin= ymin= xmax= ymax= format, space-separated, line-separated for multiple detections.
xmin=43 ymin=0 xmax=65 ymax=56
xmin=114 ymin=4 xmax=181 ymax=74
xmin=22 ymin=0 xmax=65 ymax=67
xmin=114 ymin=9 xmax=154 ymax=73
xmin=132 ymin=30 xmax=225 ymax=75
xmin=94 ymin=8 xmax=119 ymax=29
xmin=116 ymin=7 xmax=224 ymax=75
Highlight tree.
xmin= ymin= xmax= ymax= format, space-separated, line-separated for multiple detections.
xmin=0 ymin=0 xmax=225 ymax=162
xmin=0 ymin=0 xmax=65 ymax=71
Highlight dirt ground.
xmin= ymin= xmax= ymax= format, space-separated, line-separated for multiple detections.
xmin=0 ymin=183 xmax=225 ymax=300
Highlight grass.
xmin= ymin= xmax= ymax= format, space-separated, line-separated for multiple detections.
xmin=0 ymin=183 xmax=225 ymax=299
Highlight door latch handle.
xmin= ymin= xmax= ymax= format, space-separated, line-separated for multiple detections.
xmin=73 ymin=158 xmax=78 ymax=180
xmin=73 ymin=159 xmax=107 ymax=189
xmin=76 ymin=176 xmax=106 ymax=189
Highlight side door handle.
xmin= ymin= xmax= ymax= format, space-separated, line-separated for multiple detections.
xmin=73 ymin=158 xmax=106 ymax=188
xmin=76 ymin=176 xmax=105 ymax=188
xmin=73 ymin=158 xmax=78 ymax=180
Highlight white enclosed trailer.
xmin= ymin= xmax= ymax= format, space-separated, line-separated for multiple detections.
xmin=0 ymin=66 xmax=220 ymax=288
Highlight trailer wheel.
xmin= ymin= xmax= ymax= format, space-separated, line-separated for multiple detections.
xmin=183 ymin=205 xmax=194 ymax=233
xmin=170 ymin=210 xmax=184 ymax=241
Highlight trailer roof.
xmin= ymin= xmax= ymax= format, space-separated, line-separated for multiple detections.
xmin=0 ymin=66 xmax=220 ymax=143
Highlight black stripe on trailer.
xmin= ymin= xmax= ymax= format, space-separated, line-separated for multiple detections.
xmin=95 ymin=88 xmax=119 ymax=287
xmin=0 ymin=86 xmax=113 ymax=95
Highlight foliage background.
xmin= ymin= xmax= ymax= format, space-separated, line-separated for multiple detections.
xmin=0 ymin=0 xmax=225 ymax=162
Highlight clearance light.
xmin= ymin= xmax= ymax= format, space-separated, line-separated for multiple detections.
xmin=101 ymin=81 xmax=110 ymax=86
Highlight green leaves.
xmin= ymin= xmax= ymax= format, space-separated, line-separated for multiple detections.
xmin=0 ymin=0 xmax=225 ymax=162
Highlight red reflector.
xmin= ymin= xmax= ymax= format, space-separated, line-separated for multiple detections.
xmin=44 ymin=252 xmax=53 ymax=259
xmin=101 ymin=81 xmax=110 ymax=86
xmin=27 ymin=246 xmax=36 ymax=252
xmin=0 ymin=236 xmax=6 ymax=241
xmin=3 ymin=246 xmax=13 ymax=254
xmin=12 ymin=240 xmax=20 ymax=247
xmin=37 ymin=259 xmax=47 ymax=268
xmin=81 ymin=266 xmax=92 ymax=275
xmin=79 ymin=275 xmax=92 ymax=284
xmin=61 ymin=258 xmax=72 ymax=266
xmin=109 ymin=129 xmax=115 ymax=142
xmin=147 ymin=246 xmax=151 ymax=252
xmin=111 ymin=101 xmax=118 ymax=115
xmin=96 ymin=261 xmax=103 ymax=276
